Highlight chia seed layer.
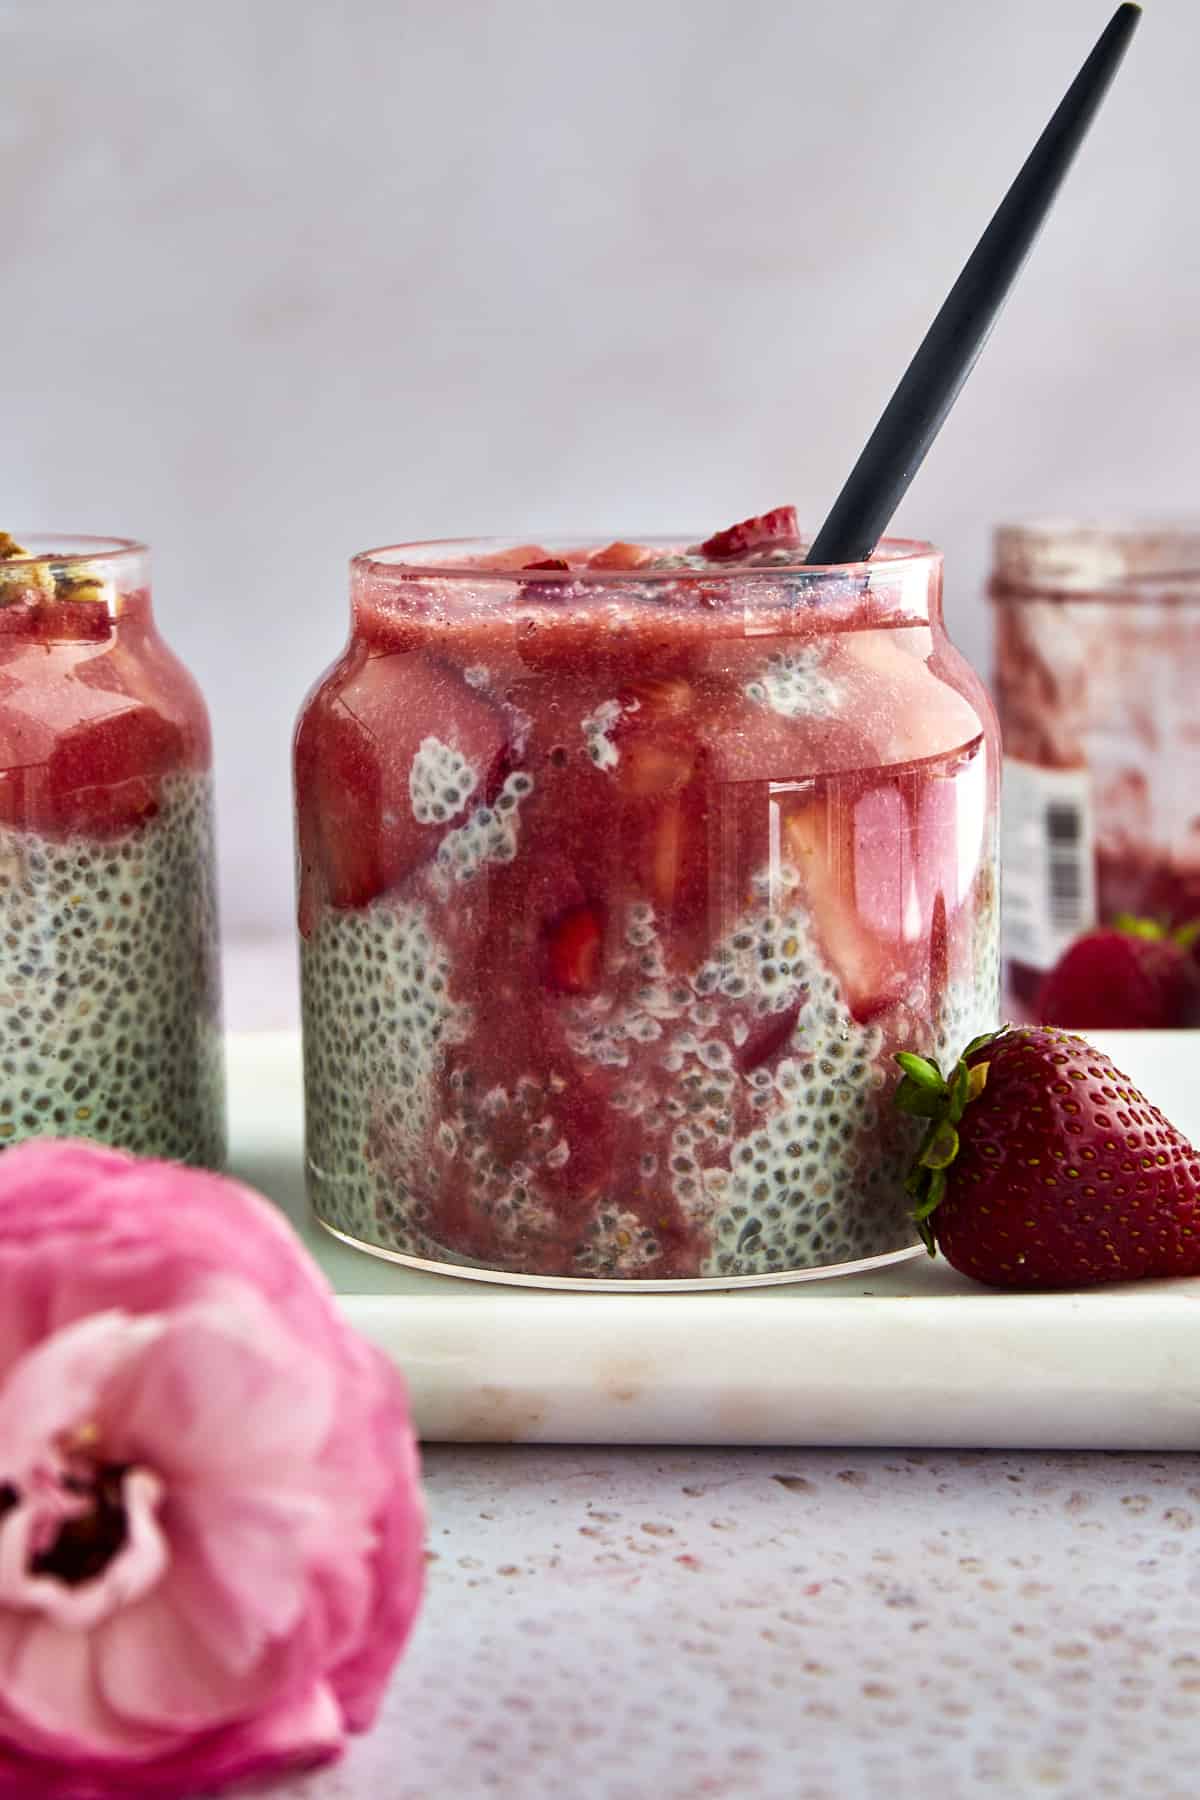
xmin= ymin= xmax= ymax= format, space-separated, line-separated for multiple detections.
xmin=302 ymin=900 xmax=468 ymax=1249
xmin=301 ymin=858 xmax=1000 ymax=1281
xmin=0 ymin=772 xmax=226 ymax=1165
xmin=745 ymin=649 xmax=842 ymax=720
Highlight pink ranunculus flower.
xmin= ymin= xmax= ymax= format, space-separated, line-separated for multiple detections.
xmin=0 ymin=1140 xmax=424 ymax=1800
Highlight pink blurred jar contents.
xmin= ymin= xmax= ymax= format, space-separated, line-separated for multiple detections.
xmin=991 ymin=522 xmax=1200 ymax=1022
xmin=0 ymin=536 xmax=225 ymax=1165
xmin=295 ymin=515 xmax=1000 ymax=1287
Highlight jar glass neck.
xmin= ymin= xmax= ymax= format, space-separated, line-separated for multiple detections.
xmin=349 ymin=549 xmax=945 ymax=638
xmin=992 ymin=522 xmax=1200 ymax=596
xmin=0 ymin=542 xmax=152 ymax=642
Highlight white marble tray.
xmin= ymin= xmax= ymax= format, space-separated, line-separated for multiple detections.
xmin=228 ymin=1030 xmax=1200 ymax=1450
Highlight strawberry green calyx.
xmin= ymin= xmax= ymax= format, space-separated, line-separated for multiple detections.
xmin=894 ymin=1031 xmax=1002 ymax=1254
xmin=1113 ymin=912 xmax=1200 ymax=951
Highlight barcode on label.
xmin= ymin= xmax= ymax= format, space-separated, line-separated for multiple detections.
xmin=1046 ymin=801 xmax=1086 ymax=931
xmin=1002 ymin=758 xmax=1096 ymax=973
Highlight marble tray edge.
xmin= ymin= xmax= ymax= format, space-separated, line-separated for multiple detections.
xmin=228 ymin=1029 xmax=1200 ymax=1450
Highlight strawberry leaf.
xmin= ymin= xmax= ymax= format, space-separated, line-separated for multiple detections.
xmin=894 ymin=1052 xmax=945 ymax=1093
xmin=912 ymin=1166 xmax=948 ymax=1220
xmin=895 ymin=1076 xmax=947 ymax=1118
xmin=946 ymin=1059 xmax=970 ymax=1125
xmin=966 ymin=1060 xmax=990 ymax=1103
xmin=893 ymin=1034 xmax=990 ymax=1248
xmin=919 ymin=1121 xmax=959 ymax=1170
xmin=1114 ymin=912 xmax=1167 ymax=942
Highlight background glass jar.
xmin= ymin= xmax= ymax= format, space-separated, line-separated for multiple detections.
xmin=295 ymin=536 xmax=999 ymax=1288
xmin=0 ymin=536 xmax=226 ymax=1164
xmin=990 ymin=522 xmax=1200 ymax=1013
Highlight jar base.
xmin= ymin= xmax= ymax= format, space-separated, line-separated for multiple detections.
xmin=313 ymin=1215 xmax=927 ymax=1291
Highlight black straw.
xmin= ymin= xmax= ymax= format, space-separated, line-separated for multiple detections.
xmin=806 ymin=3 xmax=1141 ymax=568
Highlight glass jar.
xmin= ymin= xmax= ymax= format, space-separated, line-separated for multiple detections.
xmin=295 ymin=535 xmax=999 ymax=1289
xmin=990 ymin=521 xmax=1200 ymax=1010
xmin=0 ymin=535 xmax=226 ymax=1164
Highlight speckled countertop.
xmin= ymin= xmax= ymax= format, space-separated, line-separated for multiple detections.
xmin=259 ymin=1445 xmax=1200 ymax=1800
xmin=226 ymin=946 xmax=1200 ymax=1800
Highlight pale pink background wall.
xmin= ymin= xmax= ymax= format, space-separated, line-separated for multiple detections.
xmin=3 ymin=0 xmax=1196 ymax=936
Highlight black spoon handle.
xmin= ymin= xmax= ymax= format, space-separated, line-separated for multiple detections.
xmin=805 ymin=3 xmax=1142 ymax=568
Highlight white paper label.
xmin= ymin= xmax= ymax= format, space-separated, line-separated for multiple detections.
xmin=1002 ymin=757 xmax=1097 ymax=972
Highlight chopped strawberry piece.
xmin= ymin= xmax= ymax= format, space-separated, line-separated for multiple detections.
xmin=736 ymin=1001 xmax=805 ymax=1074
xmin=461 ymin=545 xmax=556 ymax=572
xmin=615 ymin=676 xmax=699 ymax=801
xmin=626 ymin=674 xmax=694 ymax=719
xmin=295 ymin=650 xmax=508 ymax=926
xmin=0 ymin=698 xmax=190 ymax=838
xmin=522 ymin=558 xmax=571 ymax=572
xmin=699 ymin=506 xmax=801 ymax=563
xmin=780 ymin=794 xmax=909 ymax=1020
xmin=546 ymin=905 xmax=604 ymax=993
xmin=49 ymin=707 xmax=187 ymax=834
xmin=588 ymin=541 xmax=656 ymax=571
xmin=622 ymin=741 xmax=694 ymax=799
xmin=647 ymin=804 xmax=684 ymax=907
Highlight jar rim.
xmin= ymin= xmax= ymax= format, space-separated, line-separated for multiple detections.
xmin=353 ymin=533 xmax=941 ymax=583
xmin=4 ymin=534 xmax=148 ymax=566
xmin=992 ymin=519 xmax=1200 ymax=594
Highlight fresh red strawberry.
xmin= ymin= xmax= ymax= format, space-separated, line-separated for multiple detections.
xmin=1037 ymin=918 xmax=1200 ymax=1030
xmin=699 ymin=506 xmax=801 ymax=563
xmin=521 ymin=557 xmax=571 ymax=572
xmin=894 ymin=1025 xmax=1200 ymax=1289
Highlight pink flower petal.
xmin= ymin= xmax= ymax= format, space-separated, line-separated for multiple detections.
xmin=1 ymin=1471 xmax=168 ymax=1635
xmin=0 ymin=1143 xmax=134 ymax=1374
xmin=163 ymin=1483 xmax=344 ymax=1676
xmin=326 ymin=1350 xmax=427 ymax=1730
xmin=0 ymin=1610 xmax=170 ymax=1760
xmin=0 ymin=1677 xmax=343 ymax=1799
xmin=0 ymin=1312 xmax=163 ymax=1485
xmin=102 ymin=1281 xmax=335 ymax=1483
xmin=221 ymin=1674 xmax=345 ymax=1774
xmin=96 ymin=1586 xmax=284 ymax=1735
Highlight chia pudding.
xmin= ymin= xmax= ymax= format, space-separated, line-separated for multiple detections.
xmin=296 ymin=515 xmax=999 ymax=1285
xmin=0 ymin=535 xmax=226 ymax=1165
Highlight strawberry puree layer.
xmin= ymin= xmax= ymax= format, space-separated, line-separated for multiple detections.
xmin=0 ymin=589 xmax=211 ymax=839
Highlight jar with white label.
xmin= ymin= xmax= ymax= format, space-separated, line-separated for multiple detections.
xmin=990 ymin=522 xmax=1200 ymax=1011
